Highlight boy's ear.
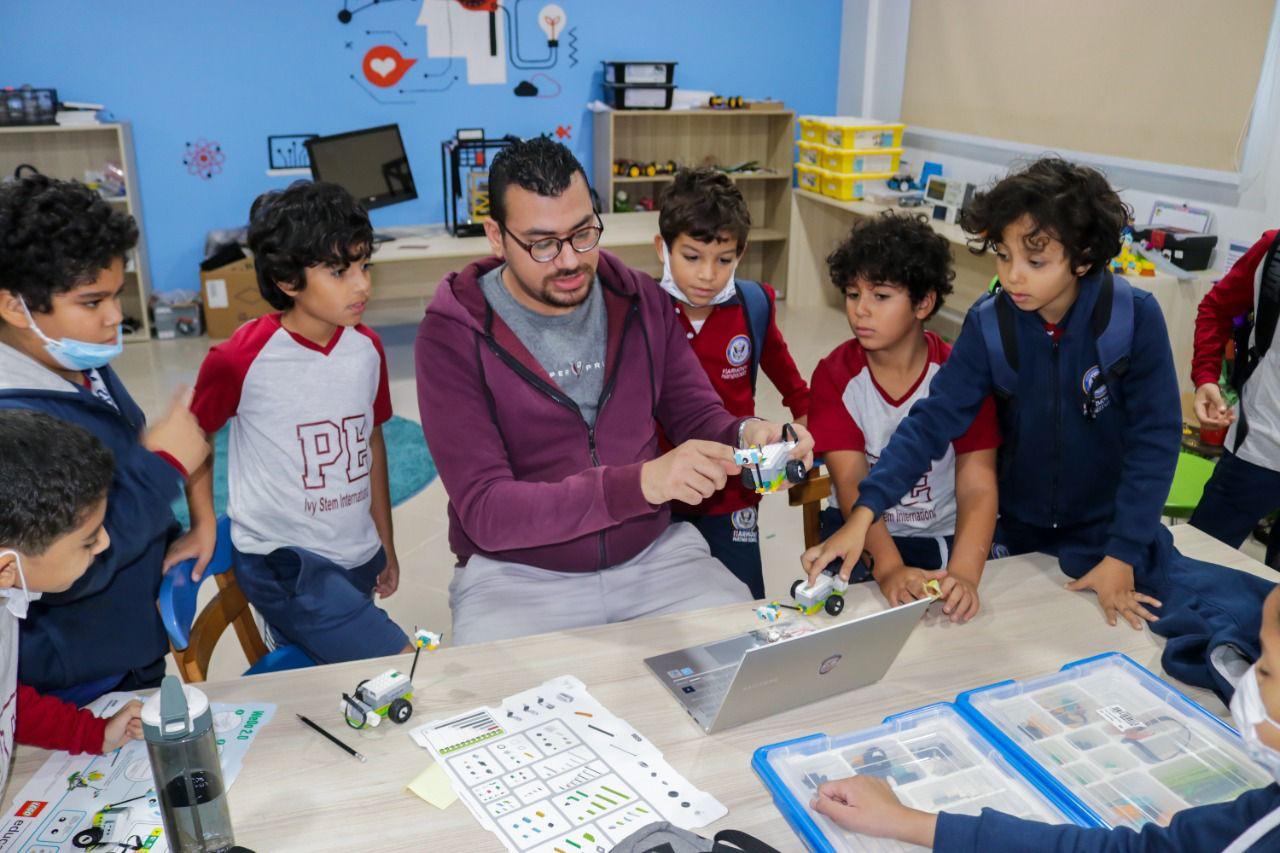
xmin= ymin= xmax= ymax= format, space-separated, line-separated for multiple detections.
xmin=914 ymin=290 xmax=938 ymax=320
xmin=0 ymin=289 xmax=32 ymax=328
xmin=0 ymin=552 xmax=18 ymax=591
xmin=652 ymin=234 xmax=666 ymax=263
xmin=275 ymin=279 xmax=300 ymax=298
xmin=483 ymin=219 xmax=506 ymax=258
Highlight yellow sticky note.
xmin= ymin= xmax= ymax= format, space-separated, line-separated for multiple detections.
xmin=407 ymin=761 xmax=458 ymax=810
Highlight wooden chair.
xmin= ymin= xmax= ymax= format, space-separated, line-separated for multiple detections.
xmin=158 ymin=515 xmax=315 ymax=682
xmin=789 ymin=467 xmax=833 ymax=549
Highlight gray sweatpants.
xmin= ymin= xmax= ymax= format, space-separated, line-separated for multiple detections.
xmin=449 ymin=522 xmax=752 ymax=645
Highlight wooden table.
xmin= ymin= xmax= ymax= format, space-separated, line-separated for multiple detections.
xmin=11 ymin=525 xmax=1269 ymax=851
xmin=785 ymin=189 xmax=1217 ymax=394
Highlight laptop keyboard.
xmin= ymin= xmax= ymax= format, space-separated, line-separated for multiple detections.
xmin=682 ymin=665 xmax=737 ymax=718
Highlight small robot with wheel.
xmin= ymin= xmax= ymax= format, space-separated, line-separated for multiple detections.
xmin=790 ymin=571 xmax=848 ymax=616
xmin=735 ymin=423 xmax=806 ymax=494
xmin=341 ymin=629 xmax=442 ymax=729
xmin=72 ymin=792 xmax=160 ymax=850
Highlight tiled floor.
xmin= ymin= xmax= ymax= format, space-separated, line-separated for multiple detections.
xmin=118 ymin=301 xmax=854 ymax=681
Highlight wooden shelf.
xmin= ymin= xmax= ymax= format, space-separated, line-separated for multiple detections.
xmin=594 ymin=109 xmax=794 ymax=292
xmin=0 ymin=122 xmax=153 ymax=341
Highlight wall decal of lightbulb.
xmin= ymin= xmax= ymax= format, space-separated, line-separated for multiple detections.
xmin=539 ymin=4 xmax=566 ymax=47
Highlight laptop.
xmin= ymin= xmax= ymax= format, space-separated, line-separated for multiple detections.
xmin=644 ymin=597 xmax=932 ymax=734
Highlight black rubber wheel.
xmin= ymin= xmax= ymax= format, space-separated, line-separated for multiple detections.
xmin=825 ymin=595 xmax=845 ymax=616
xmin=389 ymin=697 xmax=413 ymax=724
xmin=790 ymin=579 xmax=804 ymax=599
xmin=73 ymin=827 xmax=102 ymax=848
xmin=786 ymin=459 xmax=806 ymax=483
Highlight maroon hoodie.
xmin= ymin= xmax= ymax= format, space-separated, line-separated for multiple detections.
xmin=415 ymin=251 xmax=744 ymax=573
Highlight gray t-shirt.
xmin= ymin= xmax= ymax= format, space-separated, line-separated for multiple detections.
xmin=481 ymin=265 xmax=608 ymax=426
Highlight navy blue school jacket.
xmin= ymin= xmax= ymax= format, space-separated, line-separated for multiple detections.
xmin=855 ymin=271 xmax=1182 ymax=582
xmin=0 ymin=342 xmax=180 ymax=692
xmin=935 ymin=784 xmax=1280 ymax=851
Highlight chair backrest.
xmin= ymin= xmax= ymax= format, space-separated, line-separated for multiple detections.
xmin=158 ymin=516 xmax=271 ymax=682
xmin=788 ymin=466 xmax=832 ymax=550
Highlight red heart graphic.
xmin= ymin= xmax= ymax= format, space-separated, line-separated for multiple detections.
xmin=362 ymin=45 xmax=417 ymax=87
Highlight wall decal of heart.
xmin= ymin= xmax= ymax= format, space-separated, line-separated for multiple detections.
xmin=362 ymin=45 xmax=417 ymax=87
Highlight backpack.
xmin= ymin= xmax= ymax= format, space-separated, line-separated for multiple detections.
xmin=977 ymin=270 xmax=1135 ymax=419
xmin=734 ymin=278 xmax=771 ymax=395
xmin=1229 ymin=230 xmax=1280 ymax=393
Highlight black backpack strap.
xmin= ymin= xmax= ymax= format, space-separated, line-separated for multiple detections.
xmin=711 ymin=829 xmax=782 ymax=853
xmin=1091 ymin=271 xmax=1134 ymax=380
xmin=1254 ymin=231 xmax=1280 ymax=359
xmin=976 ymin=287 xmax=1018 ymax=399
xmin=735 ymin=279 xmax=771 ymax=395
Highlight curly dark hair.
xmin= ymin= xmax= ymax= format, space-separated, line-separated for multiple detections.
xmin=247 ymin=180 xmax=373 ymax=311
xmin=826 ymin=212 xmax=954 ymax=317
xmin=658 ymin=168 xmax=751 ymax=253
xmin=960 ymin=157 xmax=1131 ymax=275
xmin=0 ymin=175 xmax=138 ymax=313
xmin=488 ymin=136 xmax=590 ymax=225
xmin=0 ymin=410 xmax=113 ymax=555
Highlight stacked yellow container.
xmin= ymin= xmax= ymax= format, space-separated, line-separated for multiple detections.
xmin=796 ymin=116 xmax=907 ymax=202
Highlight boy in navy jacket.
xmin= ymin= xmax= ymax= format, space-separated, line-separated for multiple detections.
xmin=809 ymin=581 xmax=1280 ymax=851
xmin=804 ymin=157 xmax=1178 ymax=631
xmin=0 ymin=176 xmax=207 ymax=702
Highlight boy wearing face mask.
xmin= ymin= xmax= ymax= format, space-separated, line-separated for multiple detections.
xmin=809 ymin=581 xmax=1280 ymax=851
xmin=0 ymin=411 xmax=146 ymax=798
xmin=652 ymin=168 xmax=810 ymax=599
xmin=0 ymin=176 xmax=208 ymax=703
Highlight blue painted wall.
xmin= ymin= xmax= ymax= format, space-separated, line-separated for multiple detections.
xmin=2 ymin=0 xmax=843 ymax=294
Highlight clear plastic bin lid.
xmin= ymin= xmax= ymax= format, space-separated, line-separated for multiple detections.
xmin=756 ymin=704 xmax=1077 ymax=852
xmin=963 ymin=654 xmax=1271 ymax=830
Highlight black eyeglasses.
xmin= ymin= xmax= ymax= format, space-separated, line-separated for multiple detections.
xmin=499 ymin=215 xmax=604 ymax=263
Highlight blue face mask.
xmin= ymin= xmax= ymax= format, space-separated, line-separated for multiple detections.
xmin=20 ymin=298 xmax=123 ymax=371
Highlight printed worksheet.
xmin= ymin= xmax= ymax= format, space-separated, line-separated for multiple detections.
xmin=0 ymin=698 xmax=274 ymax=851
xmin=410 ymin=676 xmax=726 ymax=852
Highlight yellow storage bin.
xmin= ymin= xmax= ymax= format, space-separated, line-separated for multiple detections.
xmin=795 ymin=163 xmax=823 ymax=193
xmin=799 ymin=116 xmax=826 ymax=144
xmin=820 ymin=118 xmax=905 ymax=151
xmin=796 ymin=141 xmax=823 ymax=167
xmin=820 ymin=170 xmax=893 ymax=201
xmin=820 ymin=146 xmax=902 ymax=176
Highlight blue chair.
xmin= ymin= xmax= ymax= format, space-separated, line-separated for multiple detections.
xmin=159 ymin=515 xmax=315 ymax=682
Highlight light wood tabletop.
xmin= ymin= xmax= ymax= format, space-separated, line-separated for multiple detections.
xmin=10 ymin=525 xmax=1272 ymax=851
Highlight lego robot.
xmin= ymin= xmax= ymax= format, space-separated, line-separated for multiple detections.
xmin=340 ymin=629 xmax=443 ymax=729
xmin=73 ymin=792 xmax=160 ymax=850
xmin=735 ymin=423 xmax=806 ymax=494
xmin=790 ymin=571 xmax=848 ymax=616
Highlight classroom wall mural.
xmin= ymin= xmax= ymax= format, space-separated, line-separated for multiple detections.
xmin=2 ymin=0 xmax=842 ymax=294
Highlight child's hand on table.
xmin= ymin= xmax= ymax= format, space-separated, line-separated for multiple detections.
xmin=876 ymin=565 xmax=946 ymax=607
xmin=811 ymin=776 xmax=938 ymax=847
xmin=100 ymin=699 xmax=144 ymax=753
xmin=936 ymin=573 xmax=980 ymax=622
xmin=1065 ymin=556 xmax=1162 ymax=630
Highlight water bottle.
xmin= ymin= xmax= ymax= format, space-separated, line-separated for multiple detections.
xmin=142 ymin=676 xmax=236 ymax=852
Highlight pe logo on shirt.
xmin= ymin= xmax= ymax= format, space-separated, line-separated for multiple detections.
xmin=726 ymin=334 xmax=751 ymax=366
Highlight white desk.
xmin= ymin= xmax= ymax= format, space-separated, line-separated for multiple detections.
xmin=786 ymin=189 xmax=1217 ymax=393
xmin=8 ymin=525 xmax=1269 ymax=851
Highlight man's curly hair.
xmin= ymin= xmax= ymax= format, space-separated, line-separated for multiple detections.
xmin=960 ymin=157 xmax=1131 ymax=275
xmin=826 ymin=212 xmax=954 ymax=317
xmin=0 ymin=175 xmax=138 ymax=313
xmin=0 ymin=409 xmax=113 ymax=555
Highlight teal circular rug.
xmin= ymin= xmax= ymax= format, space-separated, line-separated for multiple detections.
xmin=171 ymin=414 xmax=437 ymax=529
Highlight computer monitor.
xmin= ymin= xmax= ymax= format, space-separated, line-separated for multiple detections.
xmin=306 ymin=124 xmax=417 ymax=210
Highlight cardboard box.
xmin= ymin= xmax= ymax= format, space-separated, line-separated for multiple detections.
xmin=200 ymin=257 xmax=271 ymax=339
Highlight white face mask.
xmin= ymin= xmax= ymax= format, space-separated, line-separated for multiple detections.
xmin=0 ymin=550 xmax=41 ymax=620
xmin=1230 ymin=663 xmax=1280 ymax=782
xmin=657 ymin=242 xmax=738 ymax=308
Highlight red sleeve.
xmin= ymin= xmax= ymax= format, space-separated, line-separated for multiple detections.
xmin=757 ymin=283 xmax=811 ymax=418
xmin=1190 ymin=231 xmax=1272 ymax=388
xmin=353 ymin=325 xmax=393 ymax=425
xmin=190 ymin=318 xmax=276 ymax=435
xmin=808 ymin=352 xmax=865 ymax=454
xmin=952 ymin=395 xmax=1002 ymax=454
xmin=16 ymin=684 xmax=107 ymax=754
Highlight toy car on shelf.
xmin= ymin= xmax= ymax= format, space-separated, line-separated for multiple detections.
xmin=789 ymin=570 xmax=848 ymax=616
xmin=73 ymin=792 xmax=161 ymax=850
xmin=735 ymin=423 xmax=806 ymax=494
xmin=342 ymin=669 xmax=415 ymax=728
xmin=612 ymin=159 xmax=678 ymax=178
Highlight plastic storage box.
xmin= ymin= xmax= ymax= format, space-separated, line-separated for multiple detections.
xmin=799 ymin=116 xmax=827 ymax=144
xmin=797 ymin=141 xmax=824 ymax=167
xmin=602 ymin=61 xmax=677 ymax=85
xmin=820 ymin=147 xmax=902 ymax=176
xmin=817 ymin=118 xmax=905 ymax=151
xmin=821 ymin=170 xmax=893 ymax=202
xmin=959 ymin=653 xmax=1270 ymax=830
xmin=754 ymin=703 xmax=1088 ymax=852
xmin=795 ymin=163 xmax=823 ymax=193
xmin=603 ymin=83 xmax=674 ymax=110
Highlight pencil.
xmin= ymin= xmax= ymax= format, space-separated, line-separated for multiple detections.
xmin=297 ymin=713 xmax=367 ymax=763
